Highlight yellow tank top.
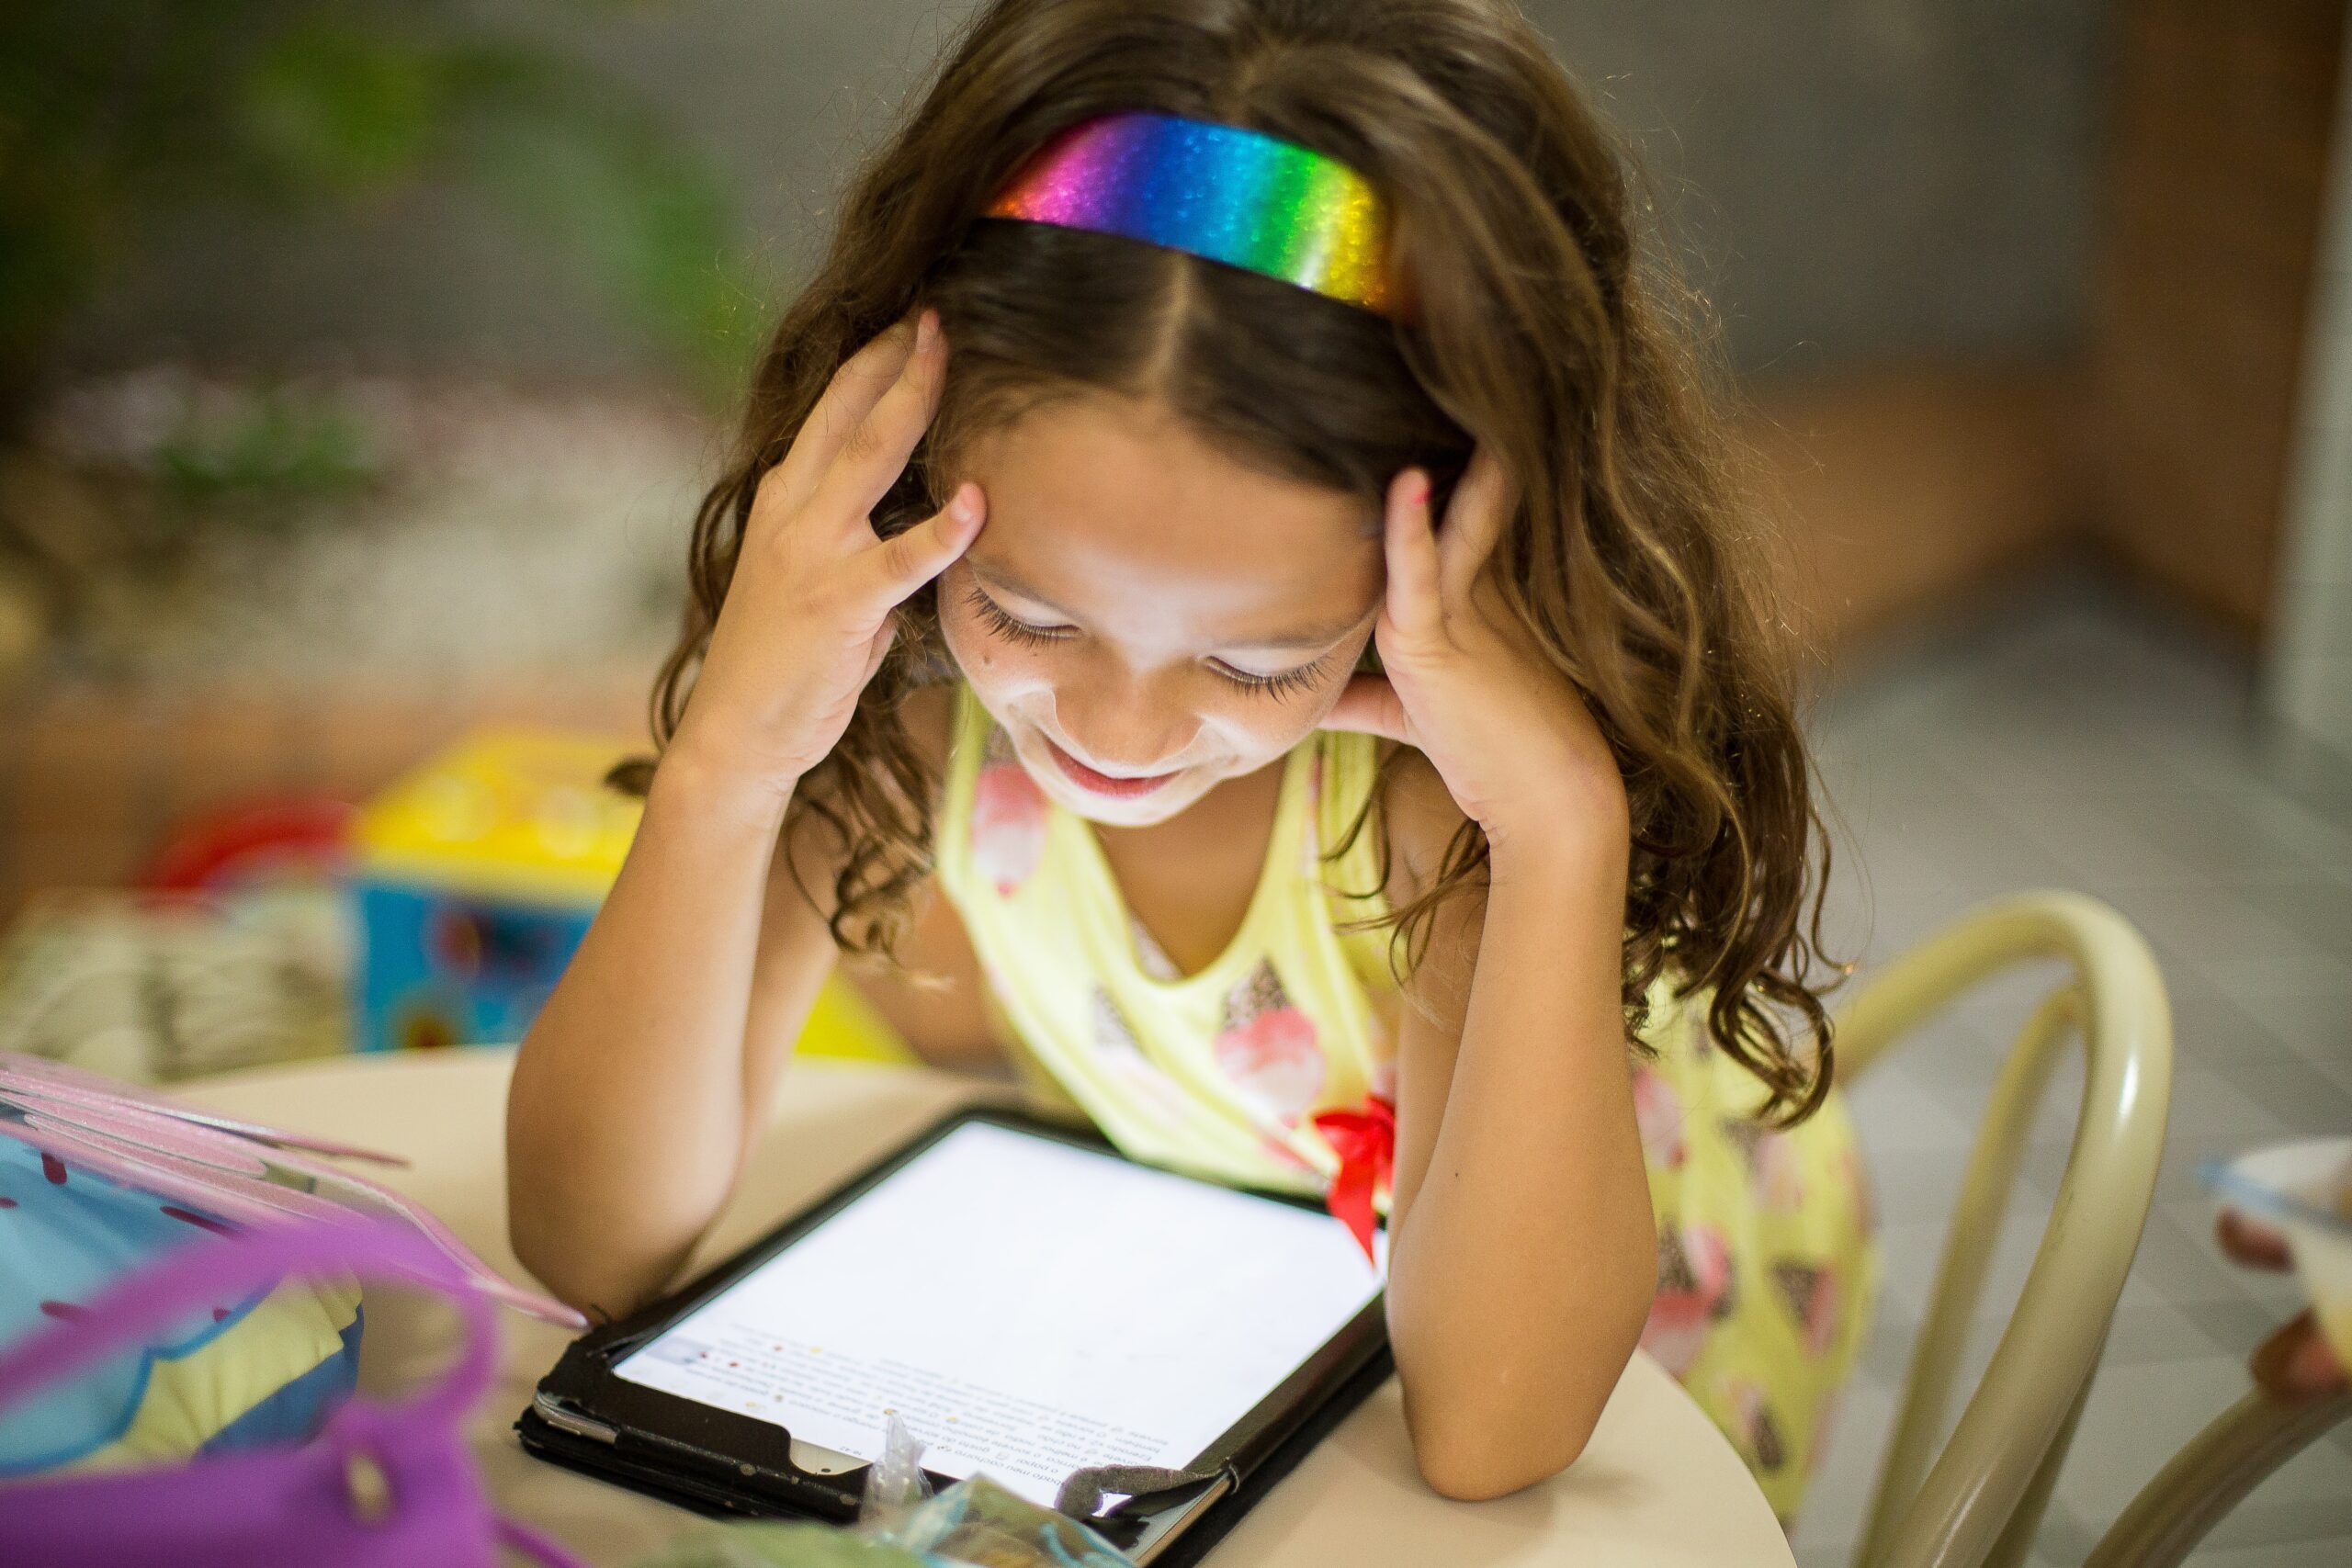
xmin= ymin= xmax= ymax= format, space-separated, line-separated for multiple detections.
xmin=933 ymin=683 xmax=1400 ymax=1196
xmin=927 ymin=680 xmax=1880 ymax=1522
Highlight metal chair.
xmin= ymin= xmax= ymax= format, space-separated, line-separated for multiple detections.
xmin=1834 ymin=891 xmax=2174 ymax=1567
xmin=2081 ymin=1363 xmax=2352 ymax=1563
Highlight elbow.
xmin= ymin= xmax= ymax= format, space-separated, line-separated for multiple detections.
xmin=506 ymin=1127 xmax=582 ymax=1314
xmin=1403 ymin=1334 xmax=1634 ymax=1502
xmin=1402 ymin=1234 xmax=1657 ymax=1503
xmin=505 ymin=1067 xmax=577 ymax=1311
xmin=506 ymin=1154 xmax=710 ymax=1325
xmin=1411 ymin=1412 xmax=1600 ymax=1502
xmin=504 ymin=1069 xmax=654 ymax=1323
xmin=506 ymin=1187 xmax=602 ymax=1322
xmin=504 ymin=1146 xmax=653 ymax=1325
xmin=508 ymin=1201 xmax=662 ymax=1326
xmin=506 ymin=1217 xmax=571 ymax=1318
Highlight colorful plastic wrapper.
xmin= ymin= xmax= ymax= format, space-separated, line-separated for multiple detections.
xmin=858 ymin=1413 xmax=935 ymax=1533
xmin=631 ymin=1415 xmax=1136 ymax=1568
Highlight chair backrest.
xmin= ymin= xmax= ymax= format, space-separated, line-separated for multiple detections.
xmin=1837 ymin=891 xmax=2173 ymax=1568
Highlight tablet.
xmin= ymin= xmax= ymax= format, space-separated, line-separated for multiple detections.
xmin=518 ymin=1106 xmax=1392 ymax=1563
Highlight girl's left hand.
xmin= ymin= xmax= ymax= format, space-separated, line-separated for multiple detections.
xmin=1321 ymin=446 xmax=1627 ymax=864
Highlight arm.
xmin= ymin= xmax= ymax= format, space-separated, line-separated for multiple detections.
xmin=1323 ymin=449 xmax=1657 ymax=1500
xmin=506 ymin=305 xmax=984 ymax=1320
xmin=1379 ymin=759 xmax=1655 ymax=1501
xmin=505 ymin=757 xmax=842 ymax=1321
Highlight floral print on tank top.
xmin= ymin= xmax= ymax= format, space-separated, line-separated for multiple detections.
xmin=1212 ymin=960 xmax=1325 ymax=1127
xmin=1627 ymin=1025 xmax=1882 ymax=1525
xmin=969 ymin=723 xmax=1048 ymax=897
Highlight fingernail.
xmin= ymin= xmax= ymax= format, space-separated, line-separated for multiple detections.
xmin=916 ymin=310 xmax=938 ymax=355
xmin=949 ymin=484 xmax=978 ymax=524
xmin=1404 ymin=472 xmax=1430 ymax=508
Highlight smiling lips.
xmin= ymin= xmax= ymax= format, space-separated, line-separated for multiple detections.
xmin=1042 ymin=735 xmax=1182 ymax=799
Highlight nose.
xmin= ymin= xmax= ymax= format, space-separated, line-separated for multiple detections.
xmin=1051 ymin=669 xmax=1197 ymax=774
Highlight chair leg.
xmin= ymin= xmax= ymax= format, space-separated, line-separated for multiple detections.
xmin=2081 ymin=1387 xmax=2352 ymax=1568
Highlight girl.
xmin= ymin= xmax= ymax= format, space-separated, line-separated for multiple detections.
xmin=507 ymin=0 xmax=1875 ymax=1519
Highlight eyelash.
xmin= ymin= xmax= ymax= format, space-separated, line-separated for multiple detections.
xmin=959 ymin=582 xmax=1330 ymax=701
xmin=1217 ymin=659 xmax=1330 ymax=701
xmin=962 ymin=581 xmax=1063 ymax=649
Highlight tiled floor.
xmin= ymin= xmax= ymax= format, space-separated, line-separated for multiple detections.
xmin=1792 ymin=570 xmax=2352 ymax=1568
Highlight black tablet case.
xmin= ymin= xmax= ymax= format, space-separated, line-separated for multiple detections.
xmin=513 ymin=1106 xmax=1393 ymax=1566
xmin=515 ymin=1344 xmax=1392 ymax=1567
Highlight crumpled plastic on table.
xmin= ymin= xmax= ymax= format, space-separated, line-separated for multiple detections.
xmin=629 ymin=1414 xmax=1137 ymax=1568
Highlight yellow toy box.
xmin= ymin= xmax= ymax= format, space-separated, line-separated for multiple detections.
xmin=349 ymin=728 xmax=900 ymax=1063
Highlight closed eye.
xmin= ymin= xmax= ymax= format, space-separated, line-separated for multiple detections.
xmin=962 ymin=581 xmax=1069 ymax=647
xmin=963 ymin=581 xmax=1333 ymax=701
xmin=1209 ymin=656 xmax=1332 ymax=701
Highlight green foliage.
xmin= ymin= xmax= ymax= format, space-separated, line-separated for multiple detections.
xmin=150 ymin=386 xmax=379 ymax=513
xmin=238 ymin=21 xmax=448 ymax=196
xmin=0 ymin=2 xmax=756 ymax=418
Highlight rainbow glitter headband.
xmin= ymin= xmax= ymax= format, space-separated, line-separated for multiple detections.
xmin=984 ymin=109 xmax=1407 ymax=321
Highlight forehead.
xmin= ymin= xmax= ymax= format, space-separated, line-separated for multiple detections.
xmin=954 ymin=394 xmax=1380 ymax=637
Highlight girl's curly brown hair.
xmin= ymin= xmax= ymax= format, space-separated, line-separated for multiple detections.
xmin=614 ymin=0 xmax=1845 ymax=1123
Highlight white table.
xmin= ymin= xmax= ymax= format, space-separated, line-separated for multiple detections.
xmin=180 ymin=1048 xmax=1795 ymax=1567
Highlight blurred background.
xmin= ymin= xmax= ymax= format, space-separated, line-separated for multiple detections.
xmin=2 ymin=3 xmax=2349 ymax=1564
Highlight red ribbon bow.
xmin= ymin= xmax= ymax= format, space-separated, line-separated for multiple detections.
xmin=1309 ymin=1093 xmax=1396 ymax=1265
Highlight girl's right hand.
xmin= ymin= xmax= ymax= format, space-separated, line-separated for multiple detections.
xmin=666 ymin=306 xmax=983 ymax=811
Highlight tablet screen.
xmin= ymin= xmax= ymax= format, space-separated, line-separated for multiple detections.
xmin=612 ymin=1120 xmax=1383 ymax=1506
